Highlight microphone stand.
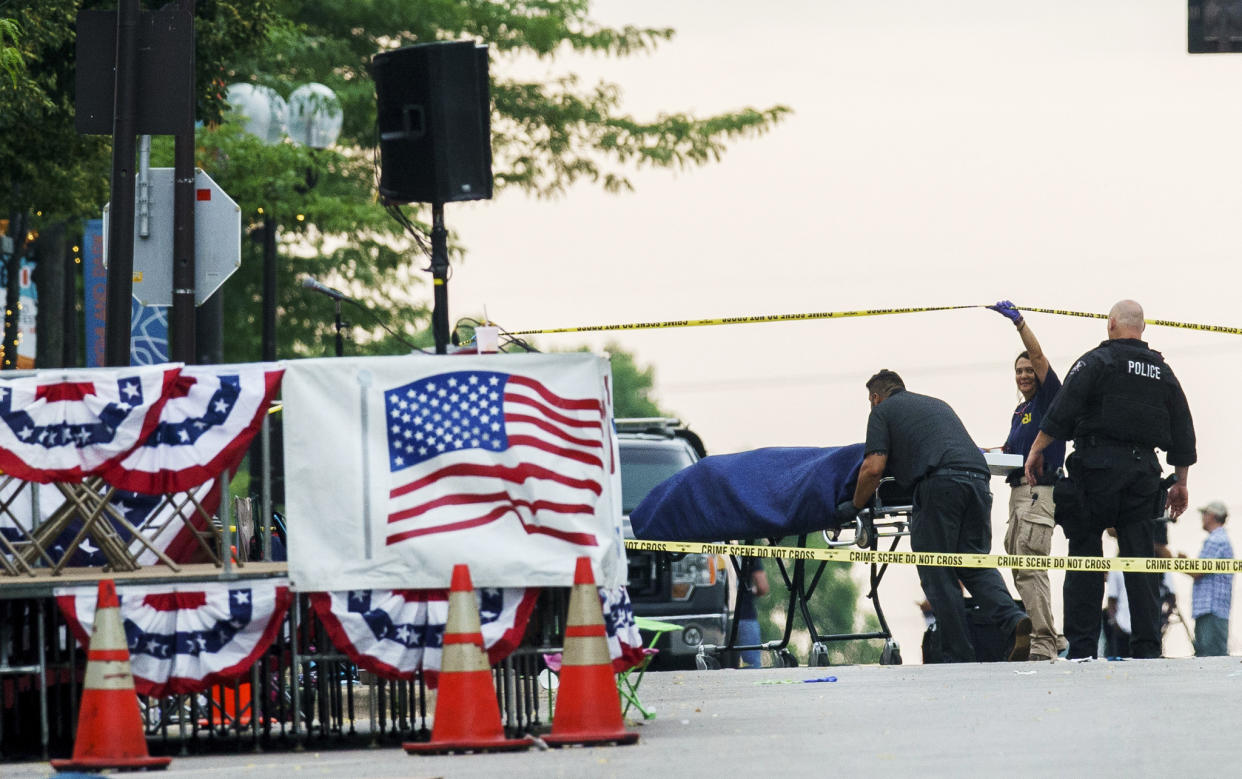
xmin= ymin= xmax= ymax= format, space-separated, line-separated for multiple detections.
xmin=333 ymin=298 xmax=345 ymax=357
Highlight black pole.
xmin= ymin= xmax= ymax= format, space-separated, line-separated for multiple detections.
xmin=104 ymin=0 xmax=140 ymax=367
xmin=171 ymin=0 xmax=197 ymax=363
xmin=3 ymin=209 xmax=26 ymax=370
xmin=64 ymin=233 xmax=79 ymax=366
xmin=430 ymin=202 xmax=449 ymax=354
xmin=333 ymin=299 xmax=344 ymax=357
xmin=262 ymin=216 xmax=276 ymax=361
xmin=195 ymin=290 xmax=223 ymax=364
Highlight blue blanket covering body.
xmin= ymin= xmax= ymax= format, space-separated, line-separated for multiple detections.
xmin=629 ymin=444 xmax=866 ymax=542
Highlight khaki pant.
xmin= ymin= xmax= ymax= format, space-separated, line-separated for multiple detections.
xmin=1005 ymin=484 xmax=1059 ymax=658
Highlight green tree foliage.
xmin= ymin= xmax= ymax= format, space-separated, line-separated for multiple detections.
xmin=605 ymin=344 xmax=667 ymax=418
xmin=0 ymin=1 xmax=788 ymax=363
xmin=0 ymin=2 xmax=109 ymax=222
xmin=564 ymin=341 xmax=667 ymax=418
xmin=202 ymin=0 xmax=789 ymax=361
xmin=1 ymin=19 xmax=24 ymax=87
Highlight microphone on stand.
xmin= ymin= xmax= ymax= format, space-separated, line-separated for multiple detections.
xmin=299 ymin=276 xmax=355 ymax=303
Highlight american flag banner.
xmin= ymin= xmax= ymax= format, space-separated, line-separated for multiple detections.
xmin=383 ymin=369 xmax=604 ymax=547
xmin=0 ymin=365 xmax=180 ymax=483
xmin=283 ymin=353 xmax=625 ymax=591
xmin=100 ymin=363 xmax=284 ymax=495
xmin=55 ymin=579 xmax=292 ymax=697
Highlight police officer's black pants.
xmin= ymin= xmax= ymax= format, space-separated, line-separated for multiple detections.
xmin=1064 ymin=523 xmax=1160 ymax=658
xmin=1063 ymin=450 xmax=1162 ymax=659
xmin=911 ymin=475 xmax=1026 ymax=663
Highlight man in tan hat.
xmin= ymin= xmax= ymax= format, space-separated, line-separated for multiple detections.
xmin=1181 ymin=501 xmax=1233 ymax=656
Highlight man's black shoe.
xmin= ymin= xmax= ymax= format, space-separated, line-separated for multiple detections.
xmin=1007 ymin=617 xmax=1032 ymax=662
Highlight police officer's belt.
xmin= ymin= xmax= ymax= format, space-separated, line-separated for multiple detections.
xmin=1006 ymin=470 xmax=1056 ymax=488
xmin=1074 ymin=434 xmax=1151 ymax=450
xmin=921 ymin=467 xmax=990 ymax=483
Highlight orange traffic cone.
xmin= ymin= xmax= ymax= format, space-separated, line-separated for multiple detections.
xmin=50 ymin=579 xmax=172 ymax=772
xmin=404 ymin=564 xmax=532 ymax=755
xmin=543 ymin=556 xmax=638 ymax=747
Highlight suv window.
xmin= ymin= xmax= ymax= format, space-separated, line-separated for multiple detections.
xmin=619 ymin=440 xmax=696 ymax=514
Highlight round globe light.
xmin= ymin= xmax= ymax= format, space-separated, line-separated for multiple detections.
xmin=224 ymin=83 xmax=288 ymax=145
xmin=286 ymin=83 xmax=343 ymax=149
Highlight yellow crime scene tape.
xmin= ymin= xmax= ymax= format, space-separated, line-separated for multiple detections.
xmin=509 ymin=305 xmax=976 ymax=335
xmin=623 ymin=539 xmax=1242 ymax=575
xmin=513 ymin=304 xmax=1242 ymax=337
xmin=1016 ymin=306 xmax=1242 ymax=337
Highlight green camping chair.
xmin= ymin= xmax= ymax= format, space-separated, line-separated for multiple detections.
xmin=617 ymin=616 xmax=681 ymax=720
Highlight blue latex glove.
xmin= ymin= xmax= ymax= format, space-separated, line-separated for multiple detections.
xmin=987 ymin=300 xmax=1022 ymax=324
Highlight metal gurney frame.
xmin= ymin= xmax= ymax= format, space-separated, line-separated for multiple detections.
xmin=692 ymin=477 xmax=913 ymax=669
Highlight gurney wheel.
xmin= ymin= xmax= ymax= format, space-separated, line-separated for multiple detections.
xmin=778 ymin=649 xmax=799 ymax=668
xmin=855 ymin=520 xmax=872 ymax=549
xmin=880 ymin=640 xmax=902 ymax=666
xmin=695 ymin=654 xmax=720 ymax=671
xmin=810 ymin=643 xmax=830 ymax=667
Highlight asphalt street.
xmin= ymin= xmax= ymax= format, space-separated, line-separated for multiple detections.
xmin=8 ymin=656 xmax=1238 ymax=777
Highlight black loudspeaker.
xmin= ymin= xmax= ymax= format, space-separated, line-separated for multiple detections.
xmin=372 ymin=41 xmax=493 ymax=204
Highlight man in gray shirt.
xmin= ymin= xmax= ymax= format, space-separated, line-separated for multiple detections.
xmin=839 ymin=369 xmax=1031 ymax=662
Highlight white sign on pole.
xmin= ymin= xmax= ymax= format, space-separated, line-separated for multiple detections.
xmin=103 ymin=167 xmax=242 ymax=307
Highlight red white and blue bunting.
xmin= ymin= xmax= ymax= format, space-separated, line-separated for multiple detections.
xmin=601 ymin=585 xmax=645 ymax=673
xmin=0 ymin=363 xmax=282 ymax=495
xmin=0 ymin=366 xmax=179 ymax=484
xmin=101 ymin=363 xmax=283 ymax=495
xmin=311 ymin=584 xmax=646 ymax=685
xmin=309 ymin=587 xmax=539 ymax=687
xmin=55 ymin=579 xmax=291 ymax=697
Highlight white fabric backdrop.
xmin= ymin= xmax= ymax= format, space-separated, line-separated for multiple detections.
xmin=283 ymin=353 xmax=625 ymax=590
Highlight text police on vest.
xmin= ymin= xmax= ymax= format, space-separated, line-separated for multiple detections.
xmin=1128 ymin=360 xmax=1161 ymax=379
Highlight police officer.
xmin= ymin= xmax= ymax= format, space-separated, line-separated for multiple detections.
xmin=1025 ymin=300 xmax=1195 ymax=659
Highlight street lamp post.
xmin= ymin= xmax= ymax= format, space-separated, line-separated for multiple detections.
xmin=225 ymin=80 xmax=341 ymax=543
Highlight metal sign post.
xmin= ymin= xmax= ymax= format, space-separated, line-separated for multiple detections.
xmin=76 ymin=3 xmax=195 ymax=365
xmin=102 ymin=168 xmax=241 ymax=307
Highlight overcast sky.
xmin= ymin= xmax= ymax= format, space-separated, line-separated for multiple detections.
xmin=448 ymin=1 xmax=1242 ymax=659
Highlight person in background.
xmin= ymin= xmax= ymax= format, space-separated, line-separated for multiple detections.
xmin=734 ymin=557 xmax=769 ymax=668
xmin=1103 ymin=566 xmax=1177 ymax=658
xmin=1180 ymin=501 xmax=1233 ymax=656
xmin=1026 ymin=300 xmax=1196 ymax=659
xmin=988 ymin=300 xmax=1065 ymax=661
xmin=840 ymin=369 xmax=1031 ymax=663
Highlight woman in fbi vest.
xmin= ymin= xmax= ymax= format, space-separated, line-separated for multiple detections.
xmin=988 ymin=300 xmax=1066 ymax=661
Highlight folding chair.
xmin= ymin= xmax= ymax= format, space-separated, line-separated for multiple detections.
xmin=617 ymin=616 xmax=680 ymax=720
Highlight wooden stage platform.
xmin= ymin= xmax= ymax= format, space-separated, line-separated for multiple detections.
xmin=0 ymin=562 xmax=290 ymax=599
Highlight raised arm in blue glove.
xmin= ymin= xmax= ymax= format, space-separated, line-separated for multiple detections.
xmin=987 ymin=300 xmax=1023 ymax=326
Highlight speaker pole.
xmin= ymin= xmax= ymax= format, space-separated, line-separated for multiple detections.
xmin=431 ymin=202 xmax=450 ymax=354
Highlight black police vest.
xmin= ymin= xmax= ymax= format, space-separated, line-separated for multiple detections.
xmin=1085 ymin=342 xmax=1173 ymax=450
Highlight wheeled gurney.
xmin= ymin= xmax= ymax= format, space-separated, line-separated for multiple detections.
xmin=631 ymin=448 xmax=1020 ymax=668
xmin=696 ymin=476 xmax=912 ymax=669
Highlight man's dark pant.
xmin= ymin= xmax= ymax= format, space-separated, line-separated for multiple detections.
xmin=1194 ymin=614 xmax=1229 ymax=657
xmin=911 ymin=474 xmax=1026 ymax=663
xmin=1063 ymin=447 xmax=1162 ymax=659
